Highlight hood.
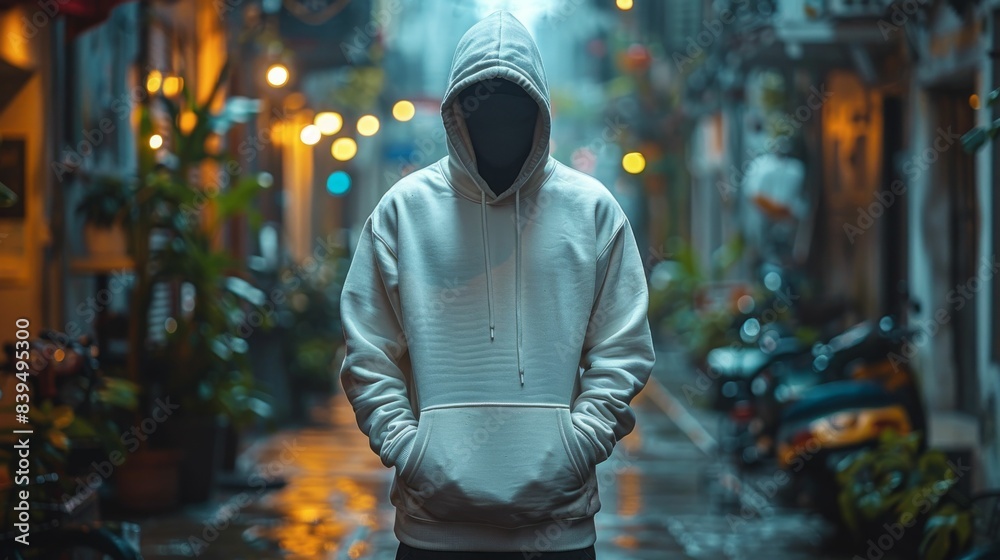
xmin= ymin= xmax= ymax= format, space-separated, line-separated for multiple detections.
xmin=440 ymin=10 xmax=554 ymax=385
xmin=441 ymin=10 xmax=553 ymax=204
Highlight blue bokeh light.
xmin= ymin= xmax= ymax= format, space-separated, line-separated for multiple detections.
xmin=326 ymin=170 xmax=351 ymax=196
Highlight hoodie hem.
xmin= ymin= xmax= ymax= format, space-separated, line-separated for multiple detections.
xmin=393 ymin=509 xmax=597 ymax=552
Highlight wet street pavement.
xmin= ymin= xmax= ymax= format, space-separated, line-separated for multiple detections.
xmin=132 ymin=346 xmax=847 ymax=559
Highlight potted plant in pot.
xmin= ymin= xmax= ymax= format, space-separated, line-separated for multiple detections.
xmin=76 ymin=174 xmax=135 ymax=258
xmin=149 ymin=211 xmax=275 ymax=503
xmin=112 ymin=59 xmax=273 ymax=506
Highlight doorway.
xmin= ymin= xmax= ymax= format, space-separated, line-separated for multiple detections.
xmin=933 ymin=86 xmax=980 ymax=413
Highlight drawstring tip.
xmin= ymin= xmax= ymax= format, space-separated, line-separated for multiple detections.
xmin=490 ymin=326 xmax=495 ymax=341
xmin=519 ymin=369 xmax=524 ymax=386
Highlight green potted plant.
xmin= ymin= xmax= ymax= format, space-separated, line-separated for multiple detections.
xmin=120 ymin=60 xmax=273 ymax=504
xmin=76 ymin=174 xmax=135 ymax=258
xmin=836 ymin=430 xmax=974 ymax=560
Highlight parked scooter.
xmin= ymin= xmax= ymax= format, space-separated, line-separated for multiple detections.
xmin=707 ymin=260 xmax=851 ymax=414
xmin=752 ymin=317 xmax=926 ymax=521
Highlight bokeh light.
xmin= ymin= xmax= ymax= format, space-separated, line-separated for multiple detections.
xmin=392 ymin=100 xmax=415 ymax=122
xmin=622 ymin=152 xmax=645 ymax=174
xmin=162 ymin=76 xmax=183 ymax=97
xmin=146 ymin=70 xmax=162 ymax=94
xmin=357 ymin=114 xmax=380 ymax=136
xmin=315 ymin=112 xmax=343 ymax=135
xmin=267 ymin=63 xmax=290 ymax=87
xmin=331 ymin=137 xmax=358 ymax=161
xmin=326 ymin=171 xmax=352 ymax=196
xmin=300 ymin=124 xmax=321 ymax=145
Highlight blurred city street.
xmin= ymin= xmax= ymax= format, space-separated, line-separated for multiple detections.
xmin=133 ymin=345 xmax=841 ymax=559
xmin=0 ymin=0 xmax=998 ymax=557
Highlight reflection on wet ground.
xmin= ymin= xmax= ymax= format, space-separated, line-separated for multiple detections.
xmin=135 ymin=349 xmax=846 ymax=559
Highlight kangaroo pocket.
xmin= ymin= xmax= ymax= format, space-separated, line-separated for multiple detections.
xmin=391 ymin=404 xmax=594 ymax=529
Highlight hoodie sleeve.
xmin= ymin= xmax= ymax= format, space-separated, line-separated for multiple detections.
xmin=339 ymin=214 xmax=419 ymax=471
xmin=571 ymin=214 xmax=656 ymax=466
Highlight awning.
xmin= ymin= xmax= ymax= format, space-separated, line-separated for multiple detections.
xmin=0 ymin=0 xmax=134 ymax=40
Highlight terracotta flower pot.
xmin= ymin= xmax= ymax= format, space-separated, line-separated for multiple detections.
xmin=116 ymin=448 xmax=183 ymax=513
xmin=83 ymin=222 xmax=128 ymax=257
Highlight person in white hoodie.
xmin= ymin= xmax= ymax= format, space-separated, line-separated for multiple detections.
xmin=339 ymin=10 xmax=656 ymax=560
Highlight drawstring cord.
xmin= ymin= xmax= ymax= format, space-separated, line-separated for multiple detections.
xmin=480 ymin=190 xmax=495 ymax=341
xmin=515 ymin=189 xmax=523 ymax=386
xmin=480 ymin=188 xmax=524 ymax=386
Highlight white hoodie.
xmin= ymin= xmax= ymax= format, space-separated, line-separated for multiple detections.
xmin=339 ymin=10 xmax=656 ymax=553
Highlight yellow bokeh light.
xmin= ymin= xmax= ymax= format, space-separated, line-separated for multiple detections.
xmin=267 ymin=64 xmax=289 ymax=87
xmin=162 ymin=76 xmax=183 ymax=97
xmin=970 ymin=94 xmax=980 ymax=110
xmin=356 ymin=114 xmax=380 ymax=136
xmin=204 ymin=134 xmax=222 ymax=155
xmin=392 ymin=100 xmax=415 ymax=122
xmin=315 ymin=112 xmax=343 ymax=135
xmin=622 ymin=152 xmax=645 ymax=174
xmin=180 ymin=111 xmax=197 ymax=134
xmin=331 ymin=137 xmax=358 ymax=161
xmin=146 ymin=70 xmax=162 ymax=94
xmin=616 ymin=0 xmax=633 ymax=10
xmin=149 ymin=134 xmax=163 ymax=149
xmin=300 ymin=124 xmax=321 ymax=145
xmin=284 ymin=92 xmax=306 ymax=110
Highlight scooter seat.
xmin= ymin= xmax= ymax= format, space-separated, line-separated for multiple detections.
xmin=780 ymin=380 xmax=896 ymax=424
xmin=708 ymin=338 xmax=806 ymax=379
xmin=707 ymin=347 xmax=770 ymax=378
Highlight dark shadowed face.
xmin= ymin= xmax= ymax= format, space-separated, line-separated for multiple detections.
xmin=458 ymin=78 xmax=539 ymax=192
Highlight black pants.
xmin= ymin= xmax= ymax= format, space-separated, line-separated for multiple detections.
xmin=395 ymin=542 xmax=597 ymax=560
